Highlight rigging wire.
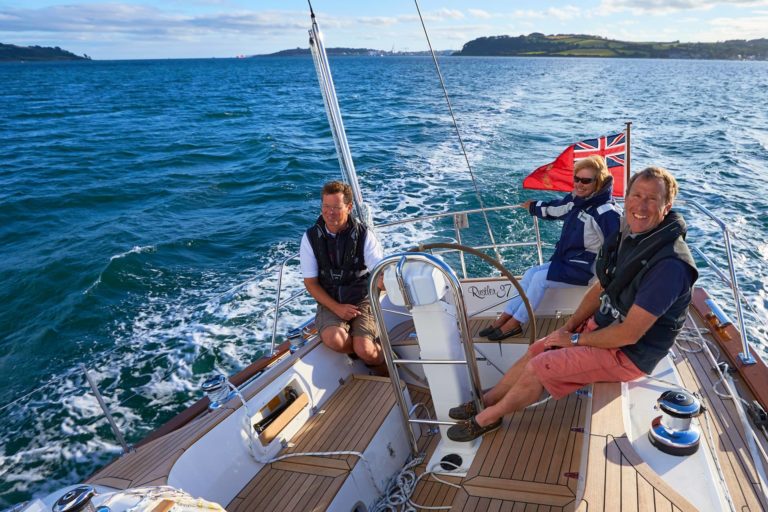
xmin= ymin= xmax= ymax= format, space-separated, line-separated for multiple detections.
xmin=413 ymin=0 xmax=501 ymax=262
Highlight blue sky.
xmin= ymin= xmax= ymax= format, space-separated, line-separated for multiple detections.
xmin=1 ymin=0 xmax=767 ymax=59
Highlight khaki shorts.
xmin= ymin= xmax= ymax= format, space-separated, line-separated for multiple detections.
xmin=315 ymin=298 xmax=378 ymax=341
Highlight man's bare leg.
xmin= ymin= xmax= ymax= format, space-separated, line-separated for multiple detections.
xmin=353 ymin=336 xmax=388 ymax=376
xmin=352 ymin=335 xmax=383 ymax=365
xmin=482 ymin=341 xmax=543 ymax=406
xmin=476 ymin=365 xmax=544 ymax=426
xmin=321 ymin=326 xmax=354 ymax=354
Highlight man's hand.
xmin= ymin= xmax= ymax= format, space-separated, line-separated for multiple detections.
xmin=521 ymin=200 xmax=534 ymax=210
xmin=334 ymin=303 xmax=361 ymax=321
xmin=540 ymin=328 xmax=573 ymax=350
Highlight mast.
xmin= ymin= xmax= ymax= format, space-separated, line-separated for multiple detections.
xmin=307 ymin=3 xmax=371 ymax=226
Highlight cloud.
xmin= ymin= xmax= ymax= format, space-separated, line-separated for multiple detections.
xmin=704 ymin=15 xmax=768 ymax=40
xmin=510 ymin=6 xmax=583 ymax=21
xmin=326 ymin=8 xmax=465 ymax=30
xmin=433 ymin=8 xmax=465 ymax=20
xmin=544 ymin=6 xmax=582 ymax=21
xmin=357 ymin=16 xmax=401 ymax=27
xmin=0 ymin=4 xmax=307 ymax=38
xmin=468 ymin=9 xmax=492 ymax=19
xmin=512 ymin=9 xmax=547 ymax=20
xmin=598 ymin=0 xmax=768 ymax=15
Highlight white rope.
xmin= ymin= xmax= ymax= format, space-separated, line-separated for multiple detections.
xmin=676 ymin=324 xmax=721 ymax=361
xmin=723 ymin=370 xmax=768 ymax=504
xmin=751 ymin=426 xmax=768 ymax=470
xmin=527 ymin=394 xmax=552 ymax=409
xmin=371 ymin=455 xmax=424 ymax=511
xmin=371 ymin=456 xmax=465 ymax=511
xmin=226 ymin=379 xmax=387 ymax=496
xmin=700 ymin=408 xmax=738 ymax=512
xmin=226 ymin=380 xmax=271 ymax=464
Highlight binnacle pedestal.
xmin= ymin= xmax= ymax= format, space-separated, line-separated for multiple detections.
xmin=384 ymin=257 xmax=483 ymax=476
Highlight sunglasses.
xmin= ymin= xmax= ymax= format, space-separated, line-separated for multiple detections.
xmin=573 ymin=176 xmax=596 ymax=185
xmin=322 ymin=204 xmax=348 ymax=213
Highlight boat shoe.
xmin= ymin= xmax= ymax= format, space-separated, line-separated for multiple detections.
xmin=487 ymin=325 xmax=522 ymax=341
xmin=447 ymin=416 xmax=502 ymax=442
xmin=448 ymin=400 xmax=478 ymax=420
xmin=478 ymin=325 xmax=500 ymax=337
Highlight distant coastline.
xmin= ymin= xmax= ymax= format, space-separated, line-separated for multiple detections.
xmin=260 ymin=34 xmax=768 ymax=61
xmin=1 ymin=43 xmax=90 ymax=62
xmin=6 ymin=32 xmax=768 ymax=62
xmin=255 ymin=47 xmax=453 ymax=57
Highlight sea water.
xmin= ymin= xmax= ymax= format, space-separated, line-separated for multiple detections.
xmin=1 ymin=55 xmax=767 ymax=505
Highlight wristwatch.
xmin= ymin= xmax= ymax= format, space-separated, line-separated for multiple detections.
xmin=570 ymin=333 xmax=580 ymax=346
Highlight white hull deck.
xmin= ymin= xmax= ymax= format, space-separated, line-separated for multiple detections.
xmin=82 ymin=295 xmax=768 ymax=511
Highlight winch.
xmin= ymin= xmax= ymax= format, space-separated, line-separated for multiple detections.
xmin=201 ymin=374 xmax=235 ymax=410
xmin=648 ymin=389 xmax=703 ymax=456
xmin=52 ymin=485 xmax=96 ymax=512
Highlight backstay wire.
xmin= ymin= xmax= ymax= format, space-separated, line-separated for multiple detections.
xmin=413 ymin=0 xmax=502 ymax=263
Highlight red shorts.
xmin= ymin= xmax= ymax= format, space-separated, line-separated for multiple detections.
xmin=527 ymin=341 xmax=645 ymax=400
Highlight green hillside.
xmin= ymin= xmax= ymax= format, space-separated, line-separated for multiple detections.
xmin=455 ymin=33 xmax=768 ymax=60
xmin=0 ymin=43 xmax=90 ymax=62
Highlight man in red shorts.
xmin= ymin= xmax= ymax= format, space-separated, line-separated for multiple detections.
xmin=448 ymin=167 xmax=698 ymax=442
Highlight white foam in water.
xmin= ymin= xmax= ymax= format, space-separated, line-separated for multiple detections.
xmin=109 ymin=244 xmax=157 ymax=262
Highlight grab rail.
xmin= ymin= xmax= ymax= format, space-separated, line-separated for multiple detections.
xmin=684 ymin=199 xmax=755 ymax=365
xmin=269 ymin=253 xmax=302 ymax=355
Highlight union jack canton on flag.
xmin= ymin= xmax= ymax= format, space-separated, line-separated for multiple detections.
xmin=523 ymin=132 xmax=626 ymax=197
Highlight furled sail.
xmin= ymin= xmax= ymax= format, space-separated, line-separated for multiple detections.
xmin=308 ymin=8 xmax=371 ymax=226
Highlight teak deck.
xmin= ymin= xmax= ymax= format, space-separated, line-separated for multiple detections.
xmin=673 ymin=314 xmax=768 ymax=511
xmin=227 ymin=375 xmax=397 ymax=512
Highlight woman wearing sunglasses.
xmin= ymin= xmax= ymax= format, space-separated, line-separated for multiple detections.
xmin=481 ymin=155 xmax=621 ymax=341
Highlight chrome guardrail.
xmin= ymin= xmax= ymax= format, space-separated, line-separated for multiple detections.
xmin=375 ymin=204 xmax=545 ymax=273
xmin=269 ymin=253 xmax=304 ymax=355
xmin=684 ymin=199 xmax=755 ymax=365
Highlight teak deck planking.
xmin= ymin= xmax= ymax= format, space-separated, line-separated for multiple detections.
xmin=227 ymin=375 xmax=397 ymax=511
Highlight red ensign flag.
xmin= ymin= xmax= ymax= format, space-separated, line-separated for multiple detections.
xmin=523 ymin=133 xmax=626 ymax=197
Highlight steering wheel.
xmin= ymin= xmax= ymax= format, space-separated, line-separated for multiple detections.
xmin=408 ymin=242 xmax=536 ymax=344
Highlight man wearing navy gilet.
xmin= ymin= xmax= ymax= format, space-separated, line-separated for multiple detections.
xmin=448 ymin=167 xmax=698 ymax=442
xmin=300 ymin=181 xmax=385 ymax=370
